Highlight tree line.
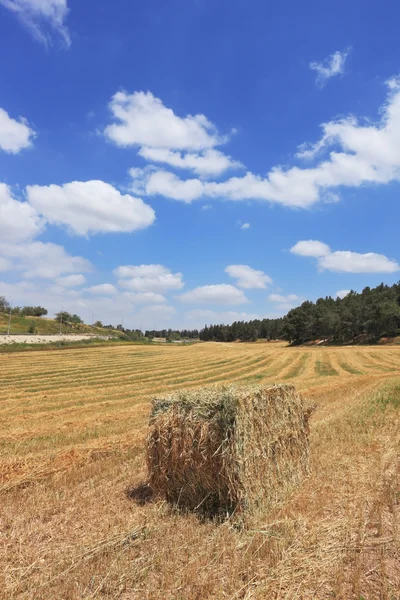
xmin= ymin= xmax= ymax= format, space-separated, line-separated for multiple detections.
xmin=0 ymin=297 xmax=48 ymax=317
xmin=197 ymin=282 xmax=400 ymax=344
xmin=145 ymin=328 xmax=199 ymax=340
xmin=0 ymin=298 xmax=85 ymax=326
xmin=283 ymin=282 xmax=400 ymax=344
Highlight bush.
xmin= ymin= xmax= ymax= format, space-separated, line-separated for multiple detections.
xmin=22 ymin=306 xmax=48 ymax=317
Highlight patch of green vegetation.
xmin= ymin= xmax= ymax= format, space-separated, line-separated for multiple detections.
xmin=283 ymin=354 xmax=309 ymax=379
xmin=315 ymin=358 xmax=338 ymax=376
xmin=0 ymin=337 xmax=132 ymax=354
xmin=371 ymin=384 xmax=400 ymax=411
xmin=338 ymin=361 xmax=363 ymax=375
xmin=240 ymin=373 xmax=265 ymax=383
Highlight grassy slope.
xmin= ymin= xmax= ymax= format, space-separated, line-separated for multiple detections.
xmin=0 ymin=313 xmax=123 ymax=336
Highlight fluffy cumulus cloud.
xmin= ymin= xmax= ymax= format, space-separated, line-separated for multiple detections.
xmin=309 ymin=49 xmax=350 ymax=87
xmin=290 ymin=240 xmax=331 ymax=258
xmin=56 ymin=274 xmax=86 ymax=287
xmin=268 ymin=293 xmax=302 ymax=312
xmin=128 ymin=76 xmax=400 ymax=209
xmin=0 ymin=183 xmax=43 ymax=243
xmin=104 ymin=91 xmax=226 ymax=151
xmin=105 ymin=90 xmax=238 ymax=180
xmin=179 ymin=284 xmax=248 ymax=306
xmin=185 ymin=309 xmax=259 ymax=327
xmin=138 ymin=147 xmax=241 ymax=177
xmin=0 ymin=108 xmax=35 ymax=153
xmin=86 ymin=283 xmax=117 ymax=296
xmin=0 ymin=0 xmax=71 ymax=46
xmin=240 ymin=223 xmax=250 ymax=230
xmin=268 ymin=293 xmax=301 ymax=303
xmin=26 ymin=180 xmax=155 ymax=236
xmin=0 ymin=280 xmax=75 ymax=311
xmin=0 ymin=277 xmax=178 ymax=330
xmin=129 ymin=165 xmax=326 ymax=207
xmin=320 ymin=251 xmax=399 ymax=273
xmin=291 ymin=240 xmax=400 ymax=273
xmin=144 ymin=170 xmax=204 ymax=202
xmin=225 ymin=265 xmax=272 ymax=289
xmin=122 ymin=292 xmax=167 ymax=305
xmin=115 ymin=264 xmax=184 ymax=294
xmin=0 ymin=241 xmax=92 ymax=279
xmin=336 ymin=289 xmax=351 ymax=299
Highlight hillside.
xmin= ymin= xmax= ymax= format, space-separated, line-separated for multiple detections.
xmin=0 ymin=313 xmax=122 ymax=337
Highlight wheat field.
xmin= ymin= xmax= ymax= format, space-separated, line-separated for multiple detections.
xmin=1 ymin=342 xmax=399 ymax=599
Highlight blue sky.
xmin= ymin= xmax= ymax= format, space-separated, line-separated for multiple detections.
xmin=0 ymin=0 xmax=399 ymax=330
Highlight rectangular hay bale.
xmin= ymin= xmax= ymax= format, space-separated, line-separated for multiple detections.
xmin=147 ymin=384 xmax=312 ymax=525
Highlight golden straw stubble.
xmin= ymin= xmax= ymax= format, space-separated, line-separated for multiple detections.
xmin=147 ymin=383 xmax=313 ymax=526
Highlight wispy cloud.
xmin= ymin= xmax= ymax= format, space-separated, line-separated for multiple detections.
xmin=309 ymin=48 xmax=350 ymax=87
xmin=0 ymin=0 xmax=71 ymax=47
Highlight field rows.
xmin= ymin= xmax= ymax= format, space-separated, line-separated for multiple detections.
xmin=1 ymin=343 xmax=400 ymax=463
xmin=0 ymin=341 xmax=399 ymax=599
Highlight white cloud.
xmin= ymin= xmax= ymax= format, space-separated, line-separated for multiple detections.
xmin=309 ymin=49 xmax=349 ymax=87
xmin=0 ymin=183 xmax=43 ymax=243
xmin=0 ymin=278 xmax=175 ymax=330
xmin=0 ymin=257 xmax=11 ymax=271
xmin=0 ymin=0 xmax=71 ymax=47
xmin=292 ymin=239 xmax=400 ymax=273
xmin=136 ymin=304 xmax=176 ymax=326
xmin=56 ymin=274 xmax=86 ymax=287
xmin=26 ymin=180 xmax=155 ymax=236
xmin=268 ymin=293 xmax=303 ymax=313
xmin=128 ymin=76 xmax=400 ymax=210
xmin=225 ymin=265 xmax=272 ymax=289
xmin=185 ymin=309 xmax=259 ymax=327
xmin=179 ymin=284 xmax=248 ymax=306
xmin=0 ymin=108 xmax=35 ymax=153
xmin=0 ymin=241 xmax=91 ymax=279
xmin=336 ymin=289 xmax=351 ymax=299
xmin=115 ymin=264 xmax=184 ymax=294
xmin=319 ymin=251 xmax=399 ymax=273
xmin=138 ymin=147 xmax=241 ymax=177
xmin=122 ymin=291 xmax=167 ymax=305
xmin=240 ymin=222 xmax=250 ymax=230
xmin=268 ymin=294 xmax=301 ymax=303
xmin=105 ymin=91 xmax=226 ymax=150
xmin=290 ymin=240 xmax=331 ymax=258
xmin=129 ymin=166 xmax=333 ymax=207
xmin=86 ymin=283 xmax=117 ymax=296
xmin=144 ymin=170 xmax=204 ymax=203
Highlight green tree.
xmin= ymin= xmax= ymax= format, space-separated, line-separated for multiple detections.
xmin=21 ymin=306 xmax=48 ymax=317
xmin=0 ymin=296 xmax=10 ymax=313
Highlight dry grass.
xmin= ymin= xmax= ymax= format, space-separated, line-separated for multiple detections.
xmin=0 ymin=342 xmax=399 ymax=599
xmin=148 ymin=384 xmax=311 ymax=524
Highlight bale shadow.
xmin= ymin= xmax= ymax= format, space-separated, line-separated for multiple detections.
xmin=126 ymin=482 xmax=154 ymax=505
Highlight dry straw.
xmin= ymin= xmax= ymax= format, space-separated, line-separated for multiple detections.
xmin=147 ymin=384 xmax=313 ymax=525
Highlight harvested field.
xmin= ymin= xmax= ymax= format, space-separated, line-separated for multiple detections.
xmin=0 ymin=342 xmax=399 ymax=599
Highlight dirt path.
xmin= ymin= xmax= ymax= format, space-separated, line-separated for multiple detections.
xmin=0 ymin=334 xmax=112 ymax=345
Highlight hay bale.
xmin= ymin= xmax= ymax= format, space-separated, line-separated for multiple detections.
xmin=147 ymin=384 xmax=312 ymax=524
